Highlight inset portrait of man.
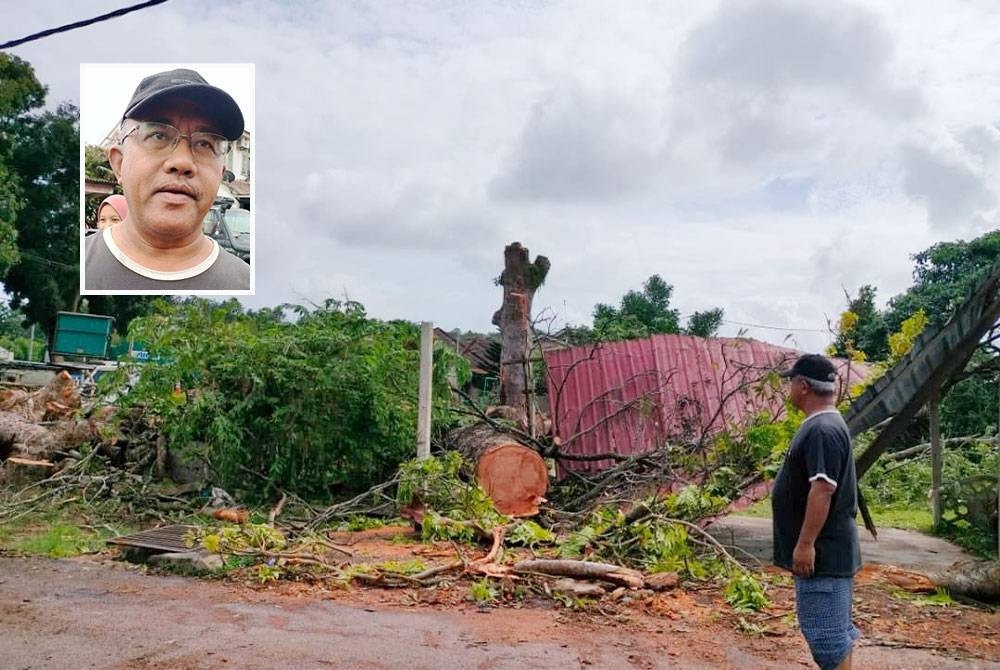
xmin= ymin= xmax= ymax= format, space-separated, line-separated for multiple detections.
xmin=83 ymin=67 xmax=252 ymax=292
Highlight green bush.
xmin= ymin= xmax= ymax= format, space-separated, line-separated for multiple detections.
xmin=109 ymin=299 xmax=469 ymax=502
xmin=863 ymin=440 xmax=998 ymax=508
xmin=862 ymin=439 xmax=998 ymax=557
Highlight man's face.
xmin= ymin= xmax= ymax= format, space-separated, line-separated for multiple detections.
xmin=109 ymin=97 xmax=225 ymax=243
xmin=785 ymin=376 xmax=806 ymax=411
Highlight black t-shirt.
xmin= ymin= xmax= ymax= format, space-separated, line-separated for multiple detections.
xmin=771 ymin=409 xmax=861 ymax=577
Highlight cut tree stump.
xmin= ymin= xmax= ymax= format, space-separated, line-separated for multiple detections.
xmin=1 ymin=456 xmax=56 ymax=489
xmin=447 ymin=422 xmax=548 ymax=517
xmin=491 ymin=242 xmax=550 ymax=426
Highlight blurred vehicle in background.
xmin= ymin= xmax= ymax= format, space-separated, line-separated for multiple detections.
xmin=203 ymin=198 xmax=251 ymax=264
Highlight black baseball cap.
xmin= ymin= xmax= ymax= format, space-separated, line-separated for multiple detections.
xmin=778 ymin=354 xmax=838 ymax=390
xmin=122 ymin=68 xmax=245 ymax=140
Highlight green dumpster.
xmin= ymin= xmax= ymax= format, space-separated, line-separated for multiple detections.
xmin=52 ymin=312 xmax=115 ymax=359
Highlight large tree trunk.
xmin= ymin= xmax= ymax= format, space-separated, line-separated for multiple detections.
xmin=491 ymin=242 xmax=550 ymax=427
xmin=935 ymin=560 xmax=1000 ymax=602
xmin=447 ymin=423 xmax=548 ymax=517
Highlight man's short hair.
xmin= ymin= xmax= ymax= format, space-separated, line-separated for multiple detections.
xmin=802 ymin=376 xmax=837 ymax=397
xmin=779 ymin=354 xmax=838 ymax=395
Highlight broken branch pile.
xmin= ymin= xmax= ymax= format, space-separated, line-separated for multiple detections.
xmin=0 ymin=374 xmax=204 ymax=524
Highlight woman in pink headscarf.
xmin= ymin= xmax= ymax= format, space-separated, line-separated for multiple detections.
xmin=96 ymin=194 xmax=127 ymax=230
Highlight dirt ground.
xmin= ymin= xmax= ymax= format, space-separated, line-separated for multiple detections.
xmin=1 ymin=522 xmax=998 ymax=670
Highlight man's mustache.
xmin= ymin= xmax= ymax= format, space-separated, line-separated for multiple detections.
xmin=154 ymin=183 xmax=198 ymax=198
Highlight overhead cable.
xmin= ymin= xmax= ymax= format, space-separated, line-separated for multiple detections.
xmin=1 ymin=0 xmax=171 ymax=50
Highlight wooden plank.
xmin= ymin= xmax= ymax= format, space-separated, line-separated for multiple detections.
xmin=5 ymin=457 xmax=55 ymax=467
xmin=107 ymin=524 xmax=196 ymax=553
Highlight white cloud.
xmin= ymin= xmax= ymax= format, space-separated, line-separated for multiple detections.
xmin=6 ymin=0 xmax=1000 ymax=349
xmin=900 ymin=136 xmax=998 ymax=231
xmin=490 ymin=82 xmax=665 ymax=202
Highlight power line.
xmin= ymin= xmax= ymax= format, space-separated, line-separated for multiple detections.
xmin=720 ymin=319 xmax=829 ymax=334
xmin=678 ymin=311 xmax=831 ymax=334
xmin=0 ymin=0 xmax=171 ymax=50
xmin=19 ymin=251 xmax=74 ymax=270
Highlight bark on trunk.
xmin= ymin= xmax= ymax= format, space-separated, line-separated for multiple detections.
xmin=447 ymin=422 xmax=548 ymax=517
xmin=935 ymin=560 xmax=1000 ymax=602
xmin=491 ymin=242 xmax=550 ymax=427
xmin=0 ymin=413 xmax=93 ymax=460
xmin=513 ymin=559 xmax=646 ymax=589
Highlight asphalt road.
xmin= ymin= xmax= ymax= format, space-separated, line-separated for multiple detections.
xmin=2 ymin=554 xmax=997 ymax=670
xmin=707 ymin=514 xmax=978 ymax=575
xmin=0 ymin=556 xmax=718 ymax=670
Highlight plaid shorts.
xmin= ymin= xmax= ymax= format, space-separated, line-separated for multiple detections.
xmin=794 ymin=576 xmax=861 ymax=669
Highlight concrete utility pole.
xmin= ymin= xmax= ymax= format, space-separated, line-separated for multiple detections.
xmin=929 ymin=390 xmax=943 ymax=528
xmin=996 ymin=374 xmax=999 ymax=558
xmin=416 ymin=321 xmax=434 ymax=460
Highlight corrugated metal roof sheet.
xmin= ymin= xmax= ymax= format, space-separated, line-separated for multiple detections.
xmin=107 ymin=524 xmax=196 ymax=553
xmin=544 ymin=335 xmax=867 ymax=474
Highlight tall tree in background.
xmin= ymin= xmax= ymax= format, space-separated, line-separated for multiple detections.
xmin=574 ymin=274 xmax=725 ymax=343
xmin=0 ymin=53 xmax=45 ymax=278
xmin=686 ymin=307 xmax=725 ymax=339
xmin=3 ymin=100 xmax=81 ymax=340
xmin=885 ymin=230 xmax=1000 ymax=332
xmin=593 ymin=274 xmax=680 ymax=341
xmin=832 ymin=285 xmax=888 ymax=361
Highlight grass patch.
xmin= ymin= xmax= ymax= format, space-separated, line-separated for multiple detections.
xmin=736 ymin=496 xmax=934 ymax=533
xmin=868 ymin=507 xmax=933 ymax=533
xmin=9 ymin=523 xmax=111 ymax=558
xmin=0 ymin=504 xmax=134 ymax=558
xmin=737 ymin=499 xmax=771 ymax=518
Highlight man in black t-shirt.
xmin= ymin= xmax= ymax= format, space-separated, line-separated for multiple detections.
xmin=772 ymin=354 xmax=861 ymax=669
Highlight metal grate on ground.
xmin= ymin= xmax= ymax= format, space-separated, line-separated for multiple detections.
xmin=107 ymin=524 xmax=196 ymax=553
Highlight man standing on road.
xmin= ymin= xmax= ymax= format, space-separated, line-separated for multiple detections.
xmin=84 ymin=68 xmax=250 ymax=291
xmin=772 ymin=354 xmax=862 ymax=670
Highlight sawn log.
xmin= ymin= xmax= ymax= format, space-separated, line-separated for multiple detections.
xmin=447 ymin=422 xmax=548 ymax=517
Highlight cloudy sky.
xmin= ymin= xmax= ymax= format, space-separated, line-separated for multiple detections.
xmin=7 ymin=0 xmax=1000 ymax=351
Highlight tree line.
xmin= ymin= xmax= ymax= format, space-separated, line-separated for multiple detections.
xmin=1 ymin=53 xmax=155 ymax=345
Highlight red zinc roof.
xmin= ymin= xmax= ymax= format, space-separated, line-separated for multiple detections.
xmin=544 ymin=334 xmax=868 ymax=474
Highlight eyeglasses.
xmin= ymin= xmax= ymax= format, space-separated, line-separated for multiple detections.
xmin=120 ymin=121 xmax=232 ymax=161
